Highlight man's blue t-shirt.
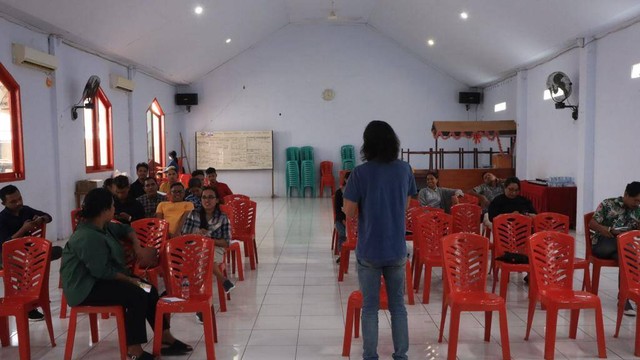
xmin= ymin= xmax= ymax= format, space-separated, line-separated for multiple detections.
xmin=343 ymin=159 xmax=417 ymax=263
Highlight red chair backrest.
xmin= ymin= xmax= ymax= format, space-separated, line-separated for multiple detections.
xmin=179 ymin=174 xmax=191 ymax=188
xmin=441 ymin=233 xmax=490 ymax=293
xmin=584 ymin=212 xmax=595 ymax=260
xmin=414 ymin=211 xmax=452 ymax=258
xmin=457 ymin=193 xmax=480 ymax=206
xmin=320 ymin=161 xmax=333 ymax=177
xmin=408 ymin=198 xmax=420 ymax=209
xmin=451 ymin=203 xmax=482 ymax=234
xmin=71 ymin=208 xmax=82 ymax=232
xmin=527 ymin=231 xmax=575 ymax=292
xmin=406 ymin=206 xmax=438 ymax=233
xmin=345 ymin=216 xmax=358 ymax=244
xmin=223 ymin=194 xmax=250 ymax=204
xmin=423 ymin=206 xmax=445 ymax=213
xmin=2 ymin=237 xmax=51 ymax=298
xmin=533 ymin=212 xmax=570 ymax=234
xmin=617 ymin=231 xmax=640 ymax=290
xmin=493 ymin=213 xmax=532 ymax=257
xmin=131 ymin=218 xmax=169 ymax=251
xmin=226 ymin=199 xmax=257 ymax=238
xmin=163 ymin=235 xmax=215 ymax=297
xmin=30 ymin=223 xmax=47 ymax=238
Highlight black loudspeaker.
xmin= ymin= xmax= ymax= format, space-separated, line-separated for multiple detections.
xmin=459 ymin=92 xmax=481 ymax=104
xmin=175 ymin=93 xmax=198 ymax=106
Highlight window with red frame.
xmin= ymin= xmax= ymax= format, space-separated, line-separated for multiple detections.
xmin=84 ymin=87 xmax=113 ymax=172
xmin=146 ymin=98 xmax=165 ymax=174
xmin=0 ymin=62 xmax=25 ymax=182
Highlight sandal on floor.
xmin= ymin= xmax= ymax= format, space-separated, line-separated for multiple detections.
xmin=128 ymin=351 xmax=155 ymax=360
xmin=161 ymin=339 xmax=193 ymax=355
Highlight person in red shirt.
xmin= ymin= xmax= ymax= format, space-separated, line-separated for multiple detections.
xmin=205 ymin=167 xmax=233 ymax=202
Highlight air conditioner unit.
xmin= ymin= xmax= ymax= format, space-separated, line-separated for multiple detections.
xmin=12 ymin=43 xmax=58 ymax=71
xmin=109 ymin=74 xmax=135 ymax=92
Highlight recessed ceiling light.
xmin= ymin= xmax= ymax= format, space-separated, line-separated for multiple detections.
xmin=225 ymin=38 xmax=232 ymax=44
xmin=427 ymin=39 xmax=435 ymax=47
xmin=460 ymin=12 xmax=468 ymax=20
xmin=194 ymin=6 xmax=203 ymax=15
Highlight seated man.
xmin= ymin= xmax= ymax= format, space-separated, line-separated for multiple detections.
xmin=185 ymin=178 xmax=203 ymax=211
xmin=0 ymin=184 xmax=62 ymax=321
xmin=156 ymin=182 xmax=194 ymax=238
xmin=334 ymin=171 xmax=350 ymax=262
xmin=129 ymin=162 xmax=149 ymax=200
xmin=137 ymin=177 xmax=167 ymax=218
xmin=471 ymin=171 xmax=505 ymax=209
xmin=113 ymin=175 xmax=145 ymax=224
xmin=191 ymin=170 xmax=205 ymax=185
xmin=488 ymin=176 xmax=537 ymax=221
xmin=589 ymin=181 xmax=640 ymax=316
xmin=418 ymin=170 xmax=463 ymax=213
xmin=103 ymin=177 xmax=116 ymax=194
xmin=159 ymin=166 xmax=180 ymax=194
xmin=205 ymin=167 xmax=233 ymax=202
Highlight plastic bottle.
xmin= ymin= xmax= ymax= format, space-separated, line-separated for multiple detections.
xmin=181 ymin=276 xmax=190 ymax=299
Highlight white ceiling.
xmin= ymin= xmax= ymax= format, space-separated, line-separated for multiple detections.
xmin=1 ymin=0 xmax=639 ymax=86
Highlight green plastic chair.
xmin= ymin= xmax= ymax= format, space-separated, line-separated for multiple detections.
xmin=301 ymin=146 xmax=314 ymax=162
xmin=286 ymin=160 xmax=301 ymax=197
xmin=340 ymin=145 xmax=355 ymax=162
xmin=286 ymin=147 xmax=301 ymax=163
xmin=342 ymin=159 xmax=355 ymax=171
xmin=300 ymin=160 xmax=316 ymax=197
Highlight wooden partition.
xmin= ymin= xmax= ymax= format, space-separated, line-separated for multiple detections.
xmin=413 ymin=168 xmax=515 ymax=192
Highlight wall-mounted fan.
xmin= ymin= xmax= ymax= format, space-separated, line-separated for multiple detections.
xmin=71 ymin=75 xmax=100 ymax=120
xmin=546 ymin=71 xmax=578 ymax=120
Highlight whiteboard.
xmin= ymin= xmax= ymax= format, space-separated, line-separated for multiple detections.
xmin=196 ymin=131 xmax=273 ymax=170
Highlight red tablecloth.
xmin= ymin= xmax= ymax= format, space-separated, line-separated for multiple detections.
xmin=520 ymin=181 xmax=577 ymax=228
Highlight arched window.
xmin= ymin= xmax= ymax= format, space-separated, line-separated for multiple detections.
xmin=84 ymin=87 xmax=113 ymax=172
xmin=146 ymin=98 xmax=165 ymax=173
xmin=0 ymin=62 xmax=25 ymax=182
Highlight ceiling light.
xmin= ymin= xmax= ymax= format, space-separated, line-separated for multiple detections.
xmin=427 ymin=39 xmax=435 ymax=47
xmin=225 ymin=38 xmax=232 ymax=44
xmin=460 ymin=12 xmax=468 ymax=20
xmin=194 ymin=6 xmax=203 ymax=15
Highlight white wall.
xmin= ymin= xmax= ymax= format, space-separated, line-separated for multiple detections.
xmin=184 ymin=23 xmax=471 ymax=196
xmin=0 ymin=17 xmax=179 ymax=239
xmin=477 ymin=76 xmax=518 ymax=168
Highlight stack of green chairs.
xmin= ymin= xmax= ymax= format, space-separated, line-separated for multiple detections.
xmin=300 ymin=146 xmax=314 ymax=162
xmin=300 ymin=159 xmax=316 ymax=197
xmin=341 ymin=145 xmax=355 ymax=170
xmin=286 ymin=147 xmax=301 ymax=163
xmin=286 ymin=160 xmax=301 ymax=197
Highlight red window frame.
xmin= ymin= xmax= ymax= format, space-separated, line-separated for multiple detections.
xmin=0 ymin=62 xmax=25 ymax=182
xmin=146 ymin=98 xmax=165 ymax=172
xmin=84 ymin=87 xmax=113 ymax=173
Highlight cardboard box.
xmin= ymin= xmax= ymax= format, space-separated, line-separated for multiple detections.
xmin=75 ymin=179 xmax=103 ymax=193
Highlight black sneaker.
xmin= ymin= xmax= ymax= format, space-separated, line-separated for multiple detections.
xmin=336 ymin=257 xmax=341 ymax=264
xmin=523 ymin=274 xmax=529 ymax=285
xmin=195 ymin=312 xmax=203 ymax=324
xmin=28 ymin=309 xmax=45 ymax=321
xmin=223 ymin=279 xmax=235 ymax=294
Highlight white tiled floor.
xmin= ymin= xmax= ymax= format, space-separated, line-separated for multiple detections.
xmin=1 ymin=197 xmax=638 ymax=359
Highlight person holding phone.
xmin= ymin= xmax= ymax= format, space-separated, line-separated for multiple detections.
xmin=589 ymin=181 xmax=640 ymax=316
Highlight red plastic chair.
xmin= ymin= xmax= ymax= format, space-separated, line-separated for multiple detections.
xmin=219 ymin=205 xmax=245 ymax=282
xmin=338 ymin=215 xmax=358 ymax=282
xmin=70 ymin=208 xmax=82 ymax=232
xmin=437 ymin=233 xmax=510 ymax=360
xmin=0 ymin=237 xmax=55 ymax=360
xmin=615 ymin=231 xmax=640 ymax=355
xmin=412 ymin=211 xmax=452 ymax=303
xmin=223 ymin=194 xmax=250 ymax=204
xmin=319 ymin=161 xmax=336 ymax=197
xmin=534 ymin=212 xmax=590 ymax=292
xmin=338 ymin=170 xmax=350 ymax=187
xmin=491 ymin=213 xmax=532 ymax=300
xmin=153 ymin=235 xmax=218 ymax=359
xmin=525 ymin=231 xmax=606 ymax=360
xmin=64 ymin=305 xmax=127 ymax=360
xmin=225 ymin=199 xmax=258 ymax=270
xmin=408 ymin=198 xmax=420 ymax=209
xmin=342 ymin=281 xmax=389 ymax=356
xmin=61 ymin=209 xmax=83 ymax=319
xmin=407 ymin=206 xmax=443 ymax=274
xmin=584 ymin=211 xmax=618 ymax=295
xmin=179 ymin=173 xmax=192 ymax=188
xmin=215 ymin=262 xmax=232 ymax=312
xmin=457 ymin=193 xmax=480 ymax=206
xmin=451 ymin=203 xmax=482 ymax=234
xmin=131 ymin=218 xmax=169 ymax=288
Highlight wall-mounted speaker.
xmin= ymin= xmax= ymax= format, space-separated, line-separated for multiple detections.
xmin=175 ymin=93 xmax=198 ymax=106
xmin=458 ymin=92 xmax=481 ymax=104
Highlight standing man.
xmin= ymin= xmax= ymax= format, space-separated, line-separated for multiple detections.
xmin=343 ymin=120 xmax=416 ymax=360
xmin=137 ymin=177 xmax=167 ymax=218
xmin=129 ymin=162 xmax=149 ymax=199
xmin=205 ymin=167 xmax=233 ymax=202
xmin=589 ymin=181 xmax=640 ymax=316
xmin=0 ymin=184 xmax=63 ymax=321
xmin=113 ymin=175 xmax=145 ymax=224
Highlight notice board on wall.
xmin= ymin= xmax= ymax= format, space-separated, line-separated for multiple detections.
xmin=195 ymin=131 xmax=273 ymax=170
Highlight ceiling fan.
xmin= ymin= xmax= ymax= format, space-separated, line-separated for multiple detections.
xmin=302 ymin=0 xmax=364 ymax=23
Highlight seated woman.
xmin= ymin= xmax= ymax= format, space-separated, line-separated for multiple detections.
xmin=417 ymin=170 xmax=463 ymax=213
xmin=180 ymin=186 xmax=235 ymax=323
xmin=61 ymin=188 xmax=192 ymax=360
xmin=488 ymin=176 xmax=537 ymax=221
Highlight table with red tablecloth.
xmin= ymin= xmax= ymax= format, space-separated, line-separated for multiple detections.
xmin=520 ymin=181 xmax=577 ymax=228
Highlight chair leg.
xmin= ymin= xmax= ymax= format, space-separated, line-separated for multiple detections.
xmin=635 ymin=307 xmax=640 ymax=356
xmin=202 ymin=307 xmax=217 ymax=360
xmin=615 ymin=295 xmax=626 ymax=337
xmin=484 ymin=311 xmax=492 ymax=342
xmin=152 ymin=310 xmax=165 ymax=357
xmin=253 ymin=237 xmax=259 ymax=265
xmin=422 ymin=265 xmax=432 ymax=304
xmin=16 ymin=310 xmax=31 ymax=360
xmin=543 ymin=308 xmax=559 ymax=360
xmin=0 ymin=316 xmax=9 ymax=346
xmin=499 ymin=270 xmax=509 ymax=301
xmin=89 ymin=313 xmax=99 ymax=343
xmin=42 ymin=302 xmax=57 ymax=347
xmin=60 ymin=293 xmax=68 ymax=318
xmin=447 ymin=308 xmax=461 ymax=360
xmin=525 ymin=296 xmax=537 ymax=340
xmin=235 ymin=249 xmax=245 ymax=281
xmin=217 ymin=276 xmax=227 ymax=312
xmin=113 ymin=308 xmax=128 ymax=360
xmin=498 ymin=307 xmax=511 ymax=360
xmin=591 ymin=264 xmax=601 ymax=295
xmin=354 ymin=307 xmax=361 ymax=339
xmin=342 ymin=302 xmax=354 ymax=356
xmin=438 ymin=302 xmax=448 ymax=343
xmin=491 ymin=266 xmax=499 ymax=293
xmin=582 ymin=266 xmax=591 ymax=292
xmin=64 ymin=310 xmax=78 ymax=360
xmin=413 ymin=260 xmax=423 ymax=292
xmin=594 ymin=303 xmax=607 ymax=358
xmin=569 ymin=309 xmax=580 ymax=339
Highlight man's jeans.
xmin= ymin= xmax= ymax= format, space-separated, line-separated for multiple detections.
xmin=357 ymin=257 xmax=409 ymax=360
